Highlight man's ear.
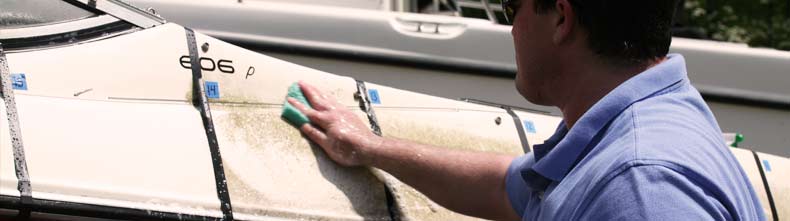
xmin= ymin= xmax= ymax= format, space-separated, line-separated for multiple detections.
xmin=552 ymin=0 xmax=575 ymax=44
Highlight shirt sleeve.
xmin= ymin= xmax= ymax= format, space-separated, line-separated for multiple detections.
xmin=505 ymin=153 xmax=534 ymax=218
xmin=577 ymin=165 xmax=730 ymax=220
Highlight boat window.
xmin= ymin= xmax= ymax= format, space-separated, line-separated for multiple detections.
xmin=257 ymin=0 xmax=386 ymax=10
xmin=413 ymin=0 xmax=510 ymax=25
xmin=0 ymin=0 xmax=99 ymax=28
xmin=455 ymin=0 xmax=508 ymax=24
xmin=0 ymin=0 xmax=137 ymax=51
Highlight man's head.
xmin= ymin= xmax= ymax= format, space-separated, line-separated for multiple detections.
xmin=509 ymin=0 xmax=679 ymax=105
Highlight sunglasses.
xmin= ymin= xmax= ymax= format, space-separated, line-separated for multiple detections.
xmin=501 ymin=0 xmax=520 ymax=24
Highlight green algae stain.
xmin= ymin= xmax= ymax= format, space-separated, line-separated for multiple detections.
xmin=212 ymin=104 xmax=391 ymax=220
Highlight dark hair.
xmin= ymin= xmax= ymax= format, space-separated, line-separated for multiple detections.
xmin=534 ymin=0 xmax=680 ymax=65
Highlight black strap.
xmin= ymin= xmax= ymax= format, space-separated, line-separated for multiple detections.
xmin=354 ymin=80 xmax=399 ymax=220
xmin=185 ymin=28 xmax=234 ymax=221
xmin=0 ymin=43 xmax=33 ymax=218
xmin=751 ymin=150 xmax=778 ymax=221
xmin=505 ymin=107 xmax=530 ymax=153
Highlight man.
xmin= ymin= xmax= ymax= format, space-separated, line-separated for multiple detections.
xmin=287 ymin=0 xmax=765 ymax=220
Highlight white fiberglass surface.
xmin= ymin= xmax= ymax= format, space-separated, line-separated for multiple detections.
xmin=15 ymin=95 xmax=222 ymax=216
xmin=0 ymin=23 xmax=222 ymax=215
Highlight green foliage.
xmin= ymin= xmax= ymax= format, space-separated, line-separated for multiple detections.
xmin=680 ymin=0 xmax=790 ymax=51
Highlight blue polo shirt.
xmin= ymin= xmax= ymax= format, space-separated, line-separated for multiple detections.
xmin=505 ymin=54 xmax=765 ymax=220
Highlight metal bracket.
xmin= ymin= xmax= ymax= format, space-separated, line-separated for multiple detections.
xmin=353 ymin=80 xmax=401 ymax=220
xmin=65 ymin=0 xmax=165 ymax=28
xmin=505 ymin=107 xmax=531 ymax=153
xmin=0 ymin=44 xmax=33 ymax=218
xmin=354 ymin=80 xmax=382 ymax=136
xmin=185 ymin=28 xmax=234 ymax=221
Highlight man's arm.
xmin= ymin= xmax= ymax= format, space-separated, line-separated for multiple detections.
xmin=288 ymin=81 xmax=520 ymax=221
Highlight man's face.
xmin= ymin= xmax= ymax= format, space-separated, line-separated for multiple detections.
xmin=511 ymin=0 xmax=557 ymax=106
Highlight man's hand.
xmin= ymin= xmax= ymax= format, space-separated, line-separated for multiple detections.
xmin=288 ymin=81 xmax=520 ymax=221
xmin=287 ymin=81 xmax=383 ymax=167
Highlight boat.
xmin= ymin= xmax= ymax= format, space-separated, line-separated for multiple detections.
xmin=126 ymin=0 xmax=790 ymax=158
xmin=0 ymin=0 xmax=786 ymax=220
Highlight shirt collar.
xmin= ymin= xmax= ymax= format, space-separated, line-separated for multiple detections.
xmin=532 ymin=123 xmax=568 ymax=162
xmin=527 ymin=54 xmax=688 ymax=183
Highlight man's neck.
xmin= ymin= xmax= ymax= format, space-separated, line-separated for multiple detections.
xmin=556 ymin=57 xmax=666 ymax=129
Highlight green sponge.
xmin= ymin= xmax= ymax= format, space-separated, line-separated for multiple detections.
xmin=282 ymin=82 xmax=312 ymax=127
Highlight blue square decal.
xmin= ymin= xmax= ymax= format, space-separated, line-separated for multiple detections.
xmin=368 ymin=89 xmax=381 ymax=104
xmin=523 ymin=120 xmax=536 ymax=133
xmin=763 ymin=160 xmax=771 ymax=172
xmin=205 ymin=81 xmax=220 ymax=99
xmin=11 ymin=73 xmax=27 ymax=90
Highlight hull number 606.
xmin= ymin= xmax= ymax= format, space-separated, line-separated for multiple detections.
xmin=179 ymin=55 xmax=256 ymax=79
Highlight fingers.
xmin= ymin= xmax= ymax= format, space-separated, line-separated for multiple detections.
xmin=300 ymin=124 xmax=329 ymax=147
xmin=288 ymin=97 xmax=313 ymax=114
xmin=298 ymin=81 xmax=334 ymax=110
xmin=288 ymin=97 xmax=331 ymax=126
